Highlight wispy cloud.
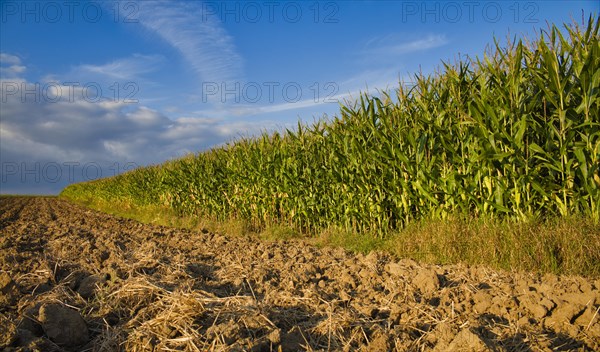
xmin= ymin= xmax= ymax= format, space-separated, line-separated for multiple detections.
xmin=33 ymin=54 xmax=167 ymax=107
xmin=364 ymin=34 xmax=448 ymax=56
xmin=221 ymin=98 xmax=335 ymax=117
xmin=230 ymin=69 xmax=415 ymax=117
xmin=133 ymin=0 xmax=243 ymax=86
xmin=338 ymin=68 xmax=411 ymax=91
xmin=185 ymin=68 xmax=415 ymax=119
xmin=77 ymin=54 xmax=164 ymax=80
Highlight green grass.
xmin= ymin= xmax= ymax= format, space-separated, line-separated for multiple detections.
xmin=61 ymin=18 xmax=600 ymax=277
xmin=64 ymin=196 xmax=203 ymax=229
xmin=387 ymin=215 xmax=600 ymax=276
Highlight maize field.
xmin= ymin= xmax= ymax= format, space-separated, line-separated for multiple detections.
xmin=62 ymin=18 xmax=600 ymax=237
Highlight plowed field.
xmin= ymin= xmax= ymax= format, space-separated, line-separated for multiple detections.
xmin=1 ymin=197 xmax=598 ymax=351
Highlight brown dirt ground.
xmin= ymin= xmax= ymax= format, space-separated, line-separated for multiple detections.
xmin=0 ymin=197 xmax=598 ymax=351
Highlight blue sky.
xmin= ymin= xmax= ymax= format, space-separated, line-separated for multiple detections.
xmin=1 ymin=0 xmax=598 ymax=194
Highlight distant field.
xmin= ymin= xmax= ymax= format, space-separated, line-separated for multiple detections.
xmin=0 ymin=195 xmax=57 ymax=198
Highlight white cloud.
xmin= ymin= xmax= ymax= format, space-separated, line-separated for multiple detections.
xmin=0 ymin=53 xmax=26 ymax=78
xmin=1 ymin=74 xmax=282 ymax=194
xmin=0 ymin=53 xmax=21 ymax=65
xmin=126 ymin=106 xmax=167 ymax=126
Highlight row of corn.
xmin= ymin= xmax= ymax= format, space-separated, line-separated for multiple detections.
xmin=62 ymin=18 xmax=600 ymax=236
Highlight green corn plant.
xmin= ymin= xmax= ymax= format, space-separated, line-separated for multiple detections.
xmin=61 ymin=17 xmax=600 ymax=237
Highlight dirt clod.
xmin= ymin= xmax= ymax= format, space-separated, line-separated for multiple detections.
xmin=266 ymin=328 xmax=281 ymax=344
xmin=0 ymin=271 xmax=19 ymax=306
xmin=386 ymin=262 xmax=404 ymax=277
xmin=445 ymin=328 xmax=488 ymax=351
xmin=77 ymin=274 xmax=106 ymax=299
xmin=38 ymin=303 xmax=89 ymax=347
xmin=544 ymin=301 xmax=586 ymax=328
xmin=413 ymin=268 xmax=440 ymax=295
xmin=0 ymin=272 xmax=14 ymax=292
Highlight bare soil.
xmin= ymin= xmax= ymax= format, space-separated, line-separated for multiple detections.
xmin=0 ymin=197 xmax=598 ymax=351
